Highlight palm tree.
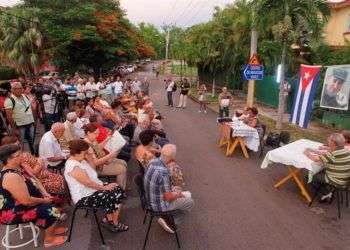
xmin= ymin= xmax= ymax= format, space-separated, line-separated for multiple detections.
xmin=0 ymin=8 xmax=43 ymax=76
xmin=254 ymin=0 xmax=330 ymax=129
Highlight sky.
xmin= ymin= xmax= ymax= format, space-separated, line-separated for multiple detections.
xmin=0 ymin=0 xmax=233 ymax=28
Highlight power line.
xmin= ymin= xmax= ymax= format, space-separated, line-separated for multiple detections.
xmin=173 ymin=0 xmax=196 ymax=25
xmin=165 ymin=0 xmax=179 ymax=25
xmin=182 ymin=0 xmax=207 ymax=28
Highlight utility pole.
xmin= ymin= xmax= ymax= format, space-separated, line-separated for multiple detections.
xmin=247 ymin=6 xmax=257 ymax=107
xmin=165 ymin=28 xmax=170 ymax=60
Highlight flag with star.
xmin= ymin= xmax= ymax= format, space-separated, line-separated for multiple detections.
xmin=290 ymin=64 xmax=322 ymax=128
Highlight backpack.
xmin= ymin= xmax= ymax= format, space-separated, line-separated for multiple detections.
xmin=8 ymin=95 xmax=30 ymax=110
xmin=265 ymin=131 xmax=291 ymax=148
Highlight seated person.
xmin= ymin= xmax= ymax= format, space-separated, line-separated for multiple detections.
xmin=133 ymin=116 xmax=151 ymax=144
xmin=144 ymin=144 xmax=194 ymax=233
xmin=342 ymin=130 xmax=350 ymax=151
xmin=236 ymin=106 xmax=250 ymax=120
xmin=2 ymin=136 xmax=65 ymax=194
xmin=83 ymin=123 xmax=127 ymax=189
xmin=305 ymin=133 xmax=350 ymax=201
xmin=64 ymin=140 xmax=128 ymax=232
xmin=0 ymin=144 xmax=66 ymax=247
xmin=85 ymin=98 xmax=95 ymax=118
xmin=135 ymin=130 xmax=160 ymax=169
xmin=39 ymin=123 xmax=67 ymax=170
xmin=62 ymin=112 xmax=82 ymax=148
xmin=244 ymin=107 xmax=258 ymax=128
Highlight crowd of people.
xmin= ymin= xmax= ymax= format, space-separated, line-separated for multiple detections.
xmin=0 ymin=72 xmax=194 ymax=247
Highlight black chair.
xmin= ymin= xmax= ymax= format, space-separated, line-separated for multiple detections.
xmin=309 ymin=184 xmax=349 ymax=219
xmin=133 ymin=174 xmax=181 ymax=250
xmin=68 ymin=205 xmax=106 ymax=245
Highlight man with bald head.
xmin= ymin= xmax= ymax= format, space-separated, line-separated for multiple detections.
xmin=305 ymin=133 xmax=350 ymax=201
xmin=4 ymin=81 xmax=36 ymax=153
xmin=144 ymin=144 xmax=194 ymax=233
xmin=39 ymin=122 xmax=66 ymax=171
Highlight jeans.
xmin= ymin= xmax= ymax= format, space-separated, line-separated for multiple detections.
xmin=219 ymin=106 xmax=229 ymax=118
xmin=18 ymin=123 xmax=35 ymax=154
xmin=166 ymin=196 xmax=194 ymax=226
xmin=167 ymin=91 xmax=173 ymax=107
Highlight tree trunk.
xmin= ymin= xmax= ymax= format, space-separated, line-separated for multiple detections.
xmin=212 ymin=75 xmax=216 ymax=97
xmin=276 ymin=41 xmax=287 ymax=130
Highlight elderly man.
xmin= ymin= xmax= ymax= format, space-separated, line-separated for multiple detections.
xmin=218 ymin=87 xmax=232 ymax=118
xmin=305 ymin=133 xmax=350 ymax=201
xmin=39 ymin=122 xmax=67 ymax=172
xmin=144 ymin=144 xmax=194 ymax=233
xmin=62 ymin=112 xmax=83 ymax=147
xmin=4 ymin=82 xmax=36 ymax=154
xmin=321 ymin=68 xmax=348 ymax=109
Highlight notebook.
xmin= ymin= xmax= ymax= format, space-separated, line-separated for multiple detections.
xmin=104 ymin=130 xmax=126 ymax=153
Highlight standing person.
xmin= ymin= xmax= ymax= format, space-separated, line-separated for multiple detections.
xmin=198 ymin=84 xmax=207 ymax=114
xmin=165 ymin=78 xmax=175 ymax=107
xmin=112 ymin=76 xmax=124 ymax=98
xmin=218 ymin=87 xmax=232 ymax=118
xmin=85 ymin=77 xmax=95 ymax=99
xmin=4 ymin=82 xmax=36 ymax=154
xmin=42 ymin=87 xmax=59 ymax=131
xmin=141 ymin=76 xmax=150 ymax=96
xmin=104 ymin=77 xmax=114 ymax=105
xmin=177 ymin=78 xmax=190 ymax=109
xmin=131 ymin=77 xmax=141 ymax=94
xmin=76 ymin=78 xmax=86 ymax=101
xmin=64 ymin=78 xmax=77 ymax=109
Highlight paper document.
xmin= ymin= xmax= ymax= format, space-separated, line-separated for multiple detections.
xmin=104 ymin=130 xmax=126 ymax=153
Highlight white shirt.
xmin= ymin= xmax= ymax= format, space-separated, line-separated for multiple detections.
xmin=112 ymin=81 xmax=123 ymax=95
xmin=76 ymin=84 xmax=85 ymax=100
xmin=64 ymin=159 xmax=103 ymax=204
xmin=74 ymin=117 xmax=85 ymax=138
xmin=39 ymin=131 xmax=63 ymax=166
xmin=42 ymin=94 xmax=57 ymax=114
xmin=85 ymin=82 xmax=94 ymax=98
xmin=166 ymin=81 xmax=175 ymax=92
xmin=131 ymin=81 xmax=141 ymax=93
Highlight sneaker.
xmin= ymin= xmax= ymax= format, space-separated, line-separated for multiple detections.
xmin=204 ymin=110 xmax=207 ymax=114
xmin=157 ymin=218 xmax=175 ymax=234
xmin=198 ymin=110 xmax=202 ymax=113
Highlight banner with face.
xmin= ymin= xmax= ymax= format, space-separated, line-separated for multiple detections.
xmin=320 ymin=65 xmax=350 ymax=110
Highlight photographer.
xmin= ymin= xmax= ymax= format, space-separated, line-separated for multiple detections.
xmin=4 ymin=82 xmax=36 ymax=154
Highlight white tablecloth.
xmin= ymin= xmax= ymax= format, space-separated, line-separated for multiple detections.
xmin=261 ymin=139 xmax=323 ymax=175
xmin=227 ymin=120 xmax=260 ymax=152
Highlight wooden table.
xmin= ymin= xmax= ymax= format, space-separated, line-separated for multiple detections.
xmin=218 ymin=122 xmax=257 ymax=159
xmin=261 ymin=139 xmax=323 ymax=203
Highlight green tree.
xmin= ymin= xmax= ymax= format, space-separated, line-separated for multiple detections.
xmin=137 ymin=23 xmax=165 ymax=59
xmin=255 ymin=0 xmax=330 ymax=129
xmin=0 ymin=7 xmax=43 ymax=76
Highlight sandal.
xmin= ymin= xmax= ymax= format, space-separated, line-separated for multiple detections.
xmin=44 ymin=236 xmax=67 ymax=248
xmin=112 ymin=222 xmax=129 ymax=233
xmin=53 ymin=227 xmax=68 ymax=235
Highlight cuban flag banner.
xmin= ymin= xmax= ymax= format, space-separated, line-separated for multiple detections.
xmin=290 ymin=64 xmax=322 ymax=128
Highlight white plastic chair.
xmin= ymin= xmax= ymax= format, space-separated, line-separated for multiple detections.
xmin=1 ymin=222 xmax=39 ymax=250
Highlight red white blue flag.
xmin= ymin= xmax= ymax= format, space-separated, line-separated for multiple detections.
xmin=290 ymin=64 xmax=322 ymax=128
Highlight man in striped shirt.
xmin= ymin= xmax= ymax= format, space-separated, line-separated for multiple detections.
xmin=305 ymin=133 xmax=350 ymax=200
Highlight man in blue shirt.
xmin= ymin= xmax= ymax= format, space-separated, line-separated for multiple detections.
xmin=144 ymin=144 xmax=194 ymax=233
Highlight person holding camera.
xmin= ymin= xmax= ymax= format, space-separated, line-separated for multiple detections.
xmin=4 ymin=82 xmax=36 ymax=154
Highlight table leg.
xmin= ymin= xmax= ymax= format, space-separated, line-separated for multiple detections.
xmin=238 ymin=138 xmax=249 ymax=159
xmin=274 ymin=167 xmax=312 ymax=203
xmin=226 ymin=138 xmax=239 ymax=156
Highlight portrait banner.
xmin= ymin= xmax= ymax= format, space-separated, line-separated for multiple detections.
xmin=320 ymin=65 xmax=350 ymax=110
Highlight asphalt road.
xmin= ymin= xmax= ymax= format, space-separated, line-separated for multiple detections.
xmin=3 ymin=65 xmax=350 ymax=250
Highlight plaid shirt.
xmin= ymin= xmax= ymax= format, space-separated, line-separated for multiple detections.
xmin=144 ymin=158 xmax=171 ymax=211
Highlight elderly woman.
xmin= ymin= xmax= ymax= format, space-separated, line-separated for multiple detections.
xmin=83 ymin=123 xmax=127 ymax=189
xmin=64 ymin=140 xmax=128 ymax=232
xmin=1 ymin=136 xmax=65 ymax=194
xmin=134 ymin=130 xmax=160 ymax=169
xmin=244 ymin=107 xmax=259 ymax=128
xmin=0 ymin=144 xmax=66 ymax=247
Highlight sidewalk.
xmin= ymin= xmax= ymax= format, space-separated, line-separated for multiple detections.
xmin=160 ymin=60 xmax=334 ymax=142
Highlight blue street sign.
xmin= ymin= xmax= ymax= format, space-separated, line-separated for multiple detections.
xmin=243 ymin=64 xmax=264 ymax=81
